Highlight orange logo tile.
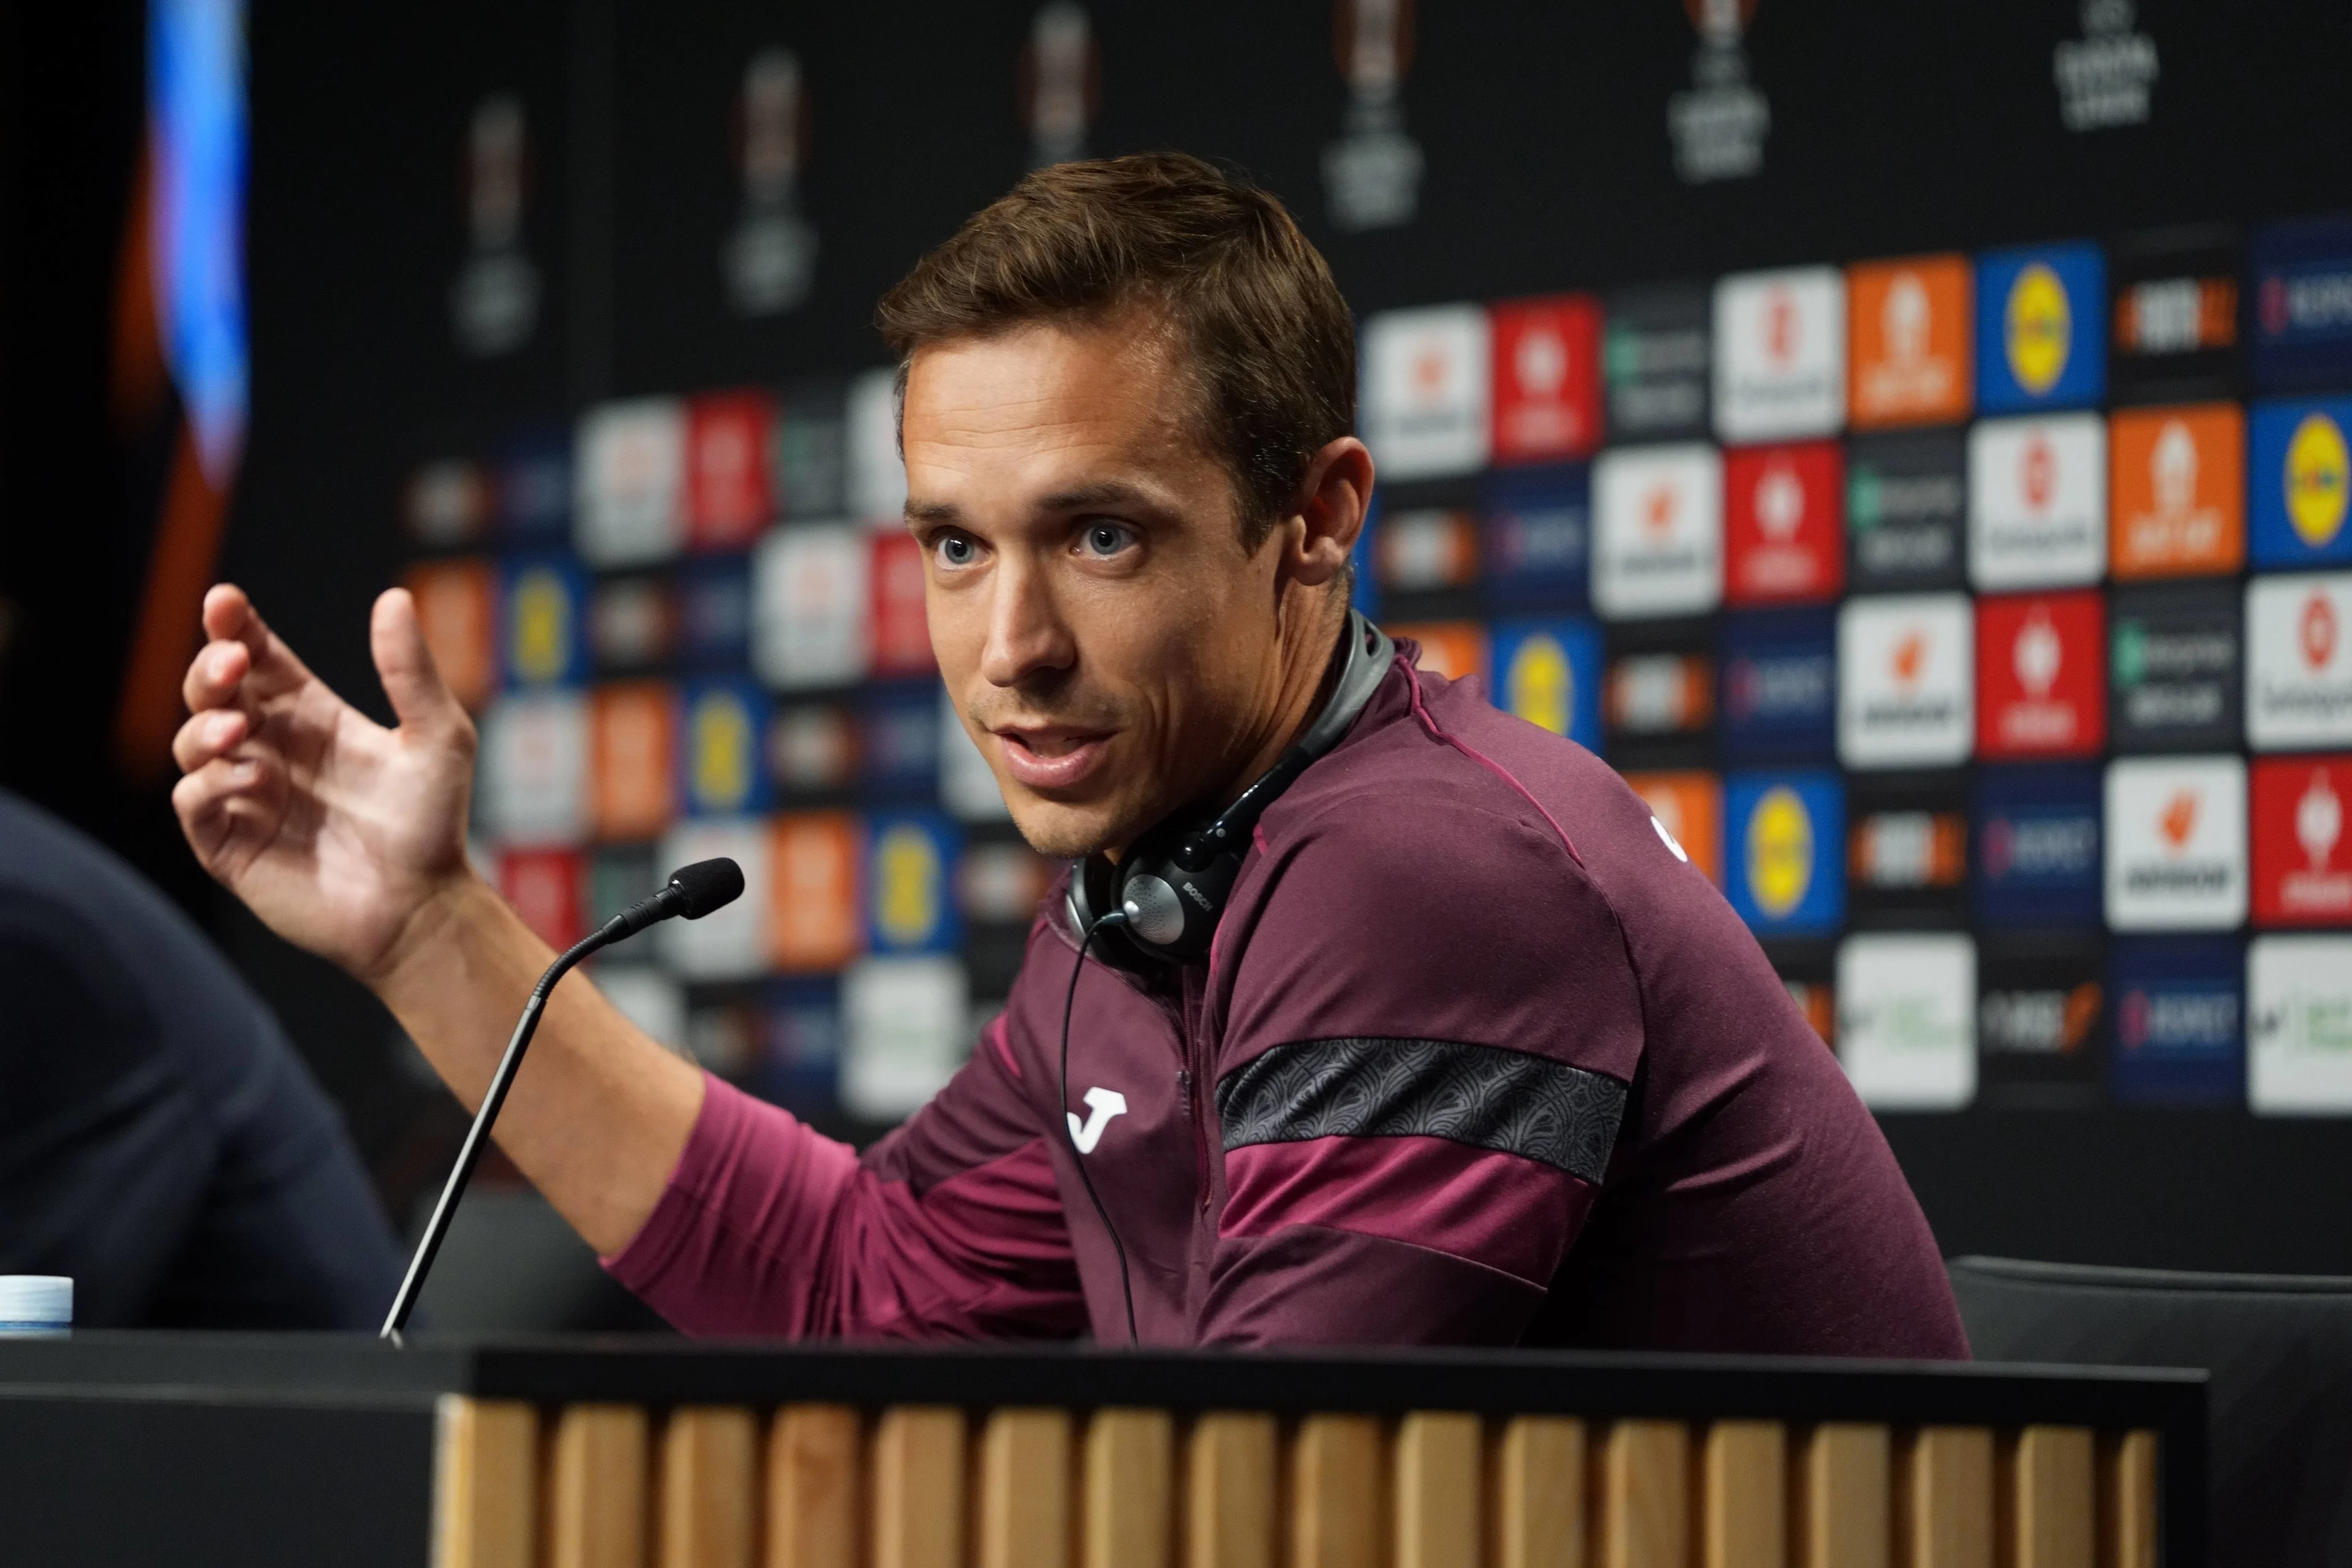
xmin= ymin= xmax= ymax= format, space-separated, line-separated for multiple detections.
xmin=590 ymin=683 xmax=678 ymax=842
xmin=1783 ymin=979 xmax=1834 ymax=1043
xmin=1847 ymin=255 xmax=1972 ymax=429
xmin=1623 ymin=769 xmax=1724 ymax=886
xmin=404 ymin=560 xmax=494 ymax=711
xmin=1390 ymin=621 xmax=1491 ymax=689
xmin=2109 ymin=403 xmax=2245 ymax=579
xmin=771 ymin=811 xmax=861 ymax=971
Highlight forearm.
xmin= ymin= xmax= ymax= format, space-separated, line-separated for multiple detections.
xmin=608 ymin=1042 xmax=1090 ymax=1341
xmin=371 ymin=873 xmax=703 ymax=1256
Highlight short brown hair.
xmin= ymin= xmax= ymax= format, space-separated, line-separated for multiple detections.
xmin=876 ymin=153 xmax=1354 ymax=549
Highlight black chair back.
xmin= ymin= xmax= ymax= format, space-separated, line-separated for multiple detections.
xmin=1950 ymin=1254 xmax=2352 ymax=1568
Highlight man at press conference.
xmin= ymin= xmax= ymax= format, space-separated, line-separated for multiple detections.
xmin=170 ymin=153 xmax=1965 ymax=1355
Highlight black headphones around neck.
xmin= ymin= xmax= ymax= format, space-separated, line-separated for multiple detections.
xmin=1065 ymin=610 xmax=1395 ymax=973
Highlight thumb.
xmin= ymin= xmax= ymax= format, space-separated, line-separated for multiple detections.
xmin=372 ymin=588 xmax=464 ymax=736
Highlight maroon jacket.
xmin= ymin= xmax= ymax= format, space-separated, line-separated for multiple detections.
xmin=606 ymin=650 xmax=1968 ymax=1355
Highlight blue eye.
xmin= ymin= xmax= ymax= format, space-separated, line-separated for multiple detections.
xmin=937 ymin=534 xmax=978 ymax=568
xmin=1082 ymin=522 xmax=1134 ymax=558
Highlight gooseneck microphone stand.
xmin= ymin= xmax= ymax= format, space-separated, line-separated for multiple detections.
xmin=380 ymin=858 xmax=744 ymax=1343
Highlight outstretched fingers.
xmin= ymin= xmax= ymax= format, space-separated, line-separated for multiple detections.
xmin=181 ymin=635 xmax=254 ymax=722
xmin=200 ymin=583 xmax=319 ymax=704
xmin=371 ymin=587 xmax=467 ymax=741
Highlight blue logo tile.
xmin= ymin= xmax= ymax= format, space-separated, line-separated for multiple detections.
xmin=2109 ymin=937 xmax=2244 ymax=1105
xmin=2248 ymin=397 xmax=2352 ymax=567
xmin=1721 ymin=607 xmax=1836 ymax=764
xmin=497 ymin=553 xmax=589 ymax=688
xmin=677 ymin=676 xmax=772 ymax=817
xmin=1481 ymin=464 xmax=1591 ymax=611
xmin=1974 ymin=763 xmax=2102 ymax=928
xmin=2250 ymin=216 xmax=2352 ymax=395
xmin=1489 ymin=616 xmax=1602 ymax=750
xmin=1975 ymin=242 xmax=2106 ymax=412
xmin=865 ymin=809 xmax=963 ymax=955
xmin=1725 ymin=768 xmax=1845 ymax=935
xmin=679 ymin=554 xmax=754 ymax=670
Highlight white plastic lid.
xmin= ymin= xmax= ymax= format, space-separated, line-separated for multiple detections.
xmin=0 ymin=1275 xmax=72 ymax=1329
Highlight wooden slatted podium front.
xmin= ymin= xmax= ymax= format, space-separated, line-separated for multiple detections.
xmin=0 ymin=1335 xmax=2202 ymax=1568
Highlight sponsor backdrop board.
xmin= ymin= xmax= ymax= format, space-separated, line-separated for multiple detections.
xmin=218 ymin=0 xmax=2352 ymax=1271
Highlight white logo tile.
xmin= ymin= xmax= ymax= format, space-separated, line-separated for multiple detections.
xmin=1838 ymin=594 xmax=1974 ymax=767
xmin=2249 ymin=934 xmax=2352 ymax=1114
xmin=1714 ymin=267 xmax=1846 ymax=442
xmin=1836 ymin=932 xmax=1978 ymax=1110
xmin=1362 ymin=305 xmax=1492 ymax=480
xmin=2104 ymin=755 xmax=2248 ymax=930
xmin=842 ymin=954 xmax=971 ymax=1120
xmin=753 ymin=523 xmax=871 ymax=688
xmin=575 ymin=399 xmax=686 ymax=567
xmin=2246 ymin=573 xmax=2352 ymax=750
xmin=478 ymin=691 xmax=587 ymax=846
xmin=1968 ymin=414 xmax=2107 ymax=589
xmin=1592 ymin=443 xmax=1724 ymax=619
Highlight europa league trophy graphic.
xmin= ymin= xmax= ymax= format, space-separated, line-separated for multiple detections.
xmin=450 ymin=93 xmax=541 ymax=358
xmin=723 ymin=48 xmax=818 ymax=319
xmin=1322 ymin=0 xmax=1422 ymax=232
xmin=1667 ymin=0 xmax=1770 ymax=185
xmin=1020 ymin=4 xmax=1096 ymax=168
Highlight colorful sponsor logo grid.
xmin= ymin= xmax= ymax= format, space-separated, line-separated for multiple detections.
xmin=411 ymin=219 xmax=2352 ymax=1120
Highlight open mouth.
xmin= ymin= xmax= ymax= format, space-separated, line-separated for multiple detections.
xmin=992 ymin=725 xmax=1115 ymax=792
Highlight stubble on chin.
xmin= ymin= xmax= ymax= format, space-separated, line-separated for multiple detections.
xmin=1006 ymin=796 xmax=1124 ymax=862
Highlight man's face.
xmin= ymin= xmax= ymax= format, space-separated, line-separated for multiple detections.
xmin=903 ymin=320 xmax=1291 ymax=859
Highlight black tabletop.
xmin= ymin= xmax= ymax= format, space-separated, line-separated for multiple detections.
xmin=0 ymin=1331 xmax=2204 ymax=1433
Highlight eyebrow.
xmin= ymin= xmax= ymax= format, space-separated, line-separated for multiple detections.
xmin=1035 ymin=480 xmax=1161 ymax=513
xmin=903 ymin=480 xmax=1169 ymax=529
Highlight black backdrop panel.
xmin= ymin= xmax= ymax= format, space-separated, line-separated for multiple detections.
xmin=235 ymin=0 xmax=2352 ymax=1273
xmin=587 ymin=3 xmax=2352 ymax=382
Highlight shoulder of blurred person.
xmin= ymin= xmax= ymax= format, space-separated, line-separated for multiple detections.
xmin=0 ymin=786 xmax=402 ymax=1328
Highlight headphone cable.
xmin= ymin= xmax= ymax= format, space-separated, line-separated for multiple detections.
xmin=1061 ymin=910 xmax=1139 ymax=1345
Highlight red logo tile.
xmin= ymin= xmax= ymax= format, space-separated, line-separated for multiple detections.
xmin=1976 ymin=590 xmax=2106 ymax=759
xmin=868 ymin=532 xmax=935 ymax=676
xmin=685 ymin=390 xmax=774 ymax=549
xmin=1725 ymin=441 xmax=1844 ymax=605
xmin=499 ymin=848 xmax=585 ymax=951
xmin=1490 ymin=295 xmax=1602 ymax=462
xmin=2253 ymin=756 xmax=2352 ymax=927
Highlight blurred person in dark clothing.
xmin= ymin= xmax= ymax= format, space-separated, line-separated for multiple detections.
xmin=0 ymin=786 xmax=402 ymax=1327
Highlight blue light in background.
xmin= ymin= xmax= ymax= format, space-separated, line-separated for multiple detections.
xmin=150 ymin=0 xmax=249 ymax=488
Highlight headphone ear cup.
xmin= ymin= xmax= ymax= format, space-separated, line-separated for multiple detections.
xmin=1069 ymin=853 xmax=1161 ymax=975
xmin=1115 ymin=846 xmax=1244 ymax=966
xmin=1069 ymin=617 xmax=1389 ymax=974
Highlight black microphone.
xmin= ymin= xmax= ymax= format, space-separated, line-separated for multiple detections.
xmin=380 ymin=859 xmax=745 ymax=1341
xmin=610 ymin=855 xmax=746 ymax=933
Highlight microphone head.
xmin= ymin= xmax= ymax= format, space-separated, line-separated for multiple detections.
xmin=665 ymin=858 xmax=745 ymax=920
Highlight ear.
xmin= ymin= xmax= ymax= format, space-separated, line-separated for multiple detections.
xmin=1280 ymin=436 xmax=1374 ymax=590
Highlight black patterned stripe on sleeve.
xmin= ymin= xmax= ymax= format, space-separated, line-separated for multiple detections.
xmin=1213 ymin=1037 xmax=1626 ymax=1188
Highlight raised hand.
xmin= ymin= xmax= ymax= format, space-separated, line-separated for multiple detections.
xmin=172 ymin=583 xmax=480 ymax=984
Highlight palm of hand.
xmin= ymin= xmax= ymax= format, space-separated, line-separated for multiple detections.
xmin=250 ymin=682 xmax=470 ymax=973
xmin=175 ymin=585 xmax=495 ymax=993
xmin=195 ymin=668 xmax=476 ymax=982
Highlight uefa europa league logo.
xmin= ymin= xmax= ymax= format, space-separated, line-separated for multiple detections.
xmin=451 ymin=93 xmax=541 ymax=356
xmin=2056 ymin=0 xmax=2158 ymax=132
xmin=1020 ymin=3 xmax=1098 ymax=168
xmin=723 ymin=48 xmax=818 ymax=318
xmin=1322 ymin=0 xmax=1422 ymax=232
xmin=1667 ymin=0 xmax=1769 ymax=184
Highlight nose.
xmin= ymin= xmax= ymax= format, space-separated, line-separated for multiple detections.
xmin=978 ymin=549 xmax=1077 ymax=690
